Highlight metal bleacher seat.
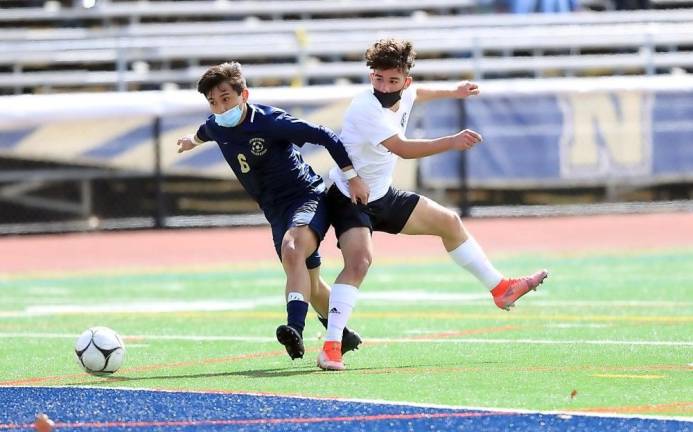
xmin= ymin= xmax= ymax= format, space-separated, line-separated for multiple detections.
xmin=0 ymin=0 xmax=477 ymax=24
xmin=1 ymin=2 xmax=693 ymax=93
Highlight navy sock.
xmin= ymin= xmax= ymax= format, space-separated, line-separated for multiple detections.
xmin=318 ymin=316 xmax=328 ymax=329
xmin=319 ymin=316 xmax=352 ymax=337
xmin=287 ymin=300 xmax=308 ymax=336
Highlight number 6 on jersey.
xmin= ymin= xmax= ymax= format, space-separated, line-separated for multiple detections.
xmin=237 ymin=153 xmax=250 ymax=173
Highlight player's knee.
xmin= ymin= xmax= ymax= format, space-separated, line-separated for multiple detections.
xmin=440 ymin=210 xmax=463 ymax=236
xmin=280 ymin=241 xmax=303 ymax=266
xmin=345 ymin=253 xmax=372 ymax=280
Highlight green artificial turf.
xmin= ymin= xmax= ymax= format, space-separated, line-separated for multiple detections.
xmin=1 ymin=249 xmax=691 ymax=416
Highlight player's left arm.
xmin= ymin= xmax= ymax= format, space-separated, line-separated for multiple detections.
xmin=416 ymin=81 xmax=480 ymax=103
xmin=278 ymin=113 xmax=369 ymax=203
xmin=278 ymin=113 xmax=352 ymax=167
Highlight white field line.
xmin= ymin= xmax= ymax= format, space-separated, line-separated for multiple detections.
xmin=1 ymin=293 xmax=691 ymax=317
xmin=365 ymin=338 xmax=693 ymax=347
xmin=10 ymin=385 xmax=693 ymax=423
xmin=404 ymin=323 xmax=612 ymax=334
xmin=545 ymin=323 xmax=611 ymax=328
xmin=0 ymin=332 xmax=691 ymax=347
xmin=0 ymin=298 xmax=282 ymax=317
xmin=0 ymin=332 xmax=276 ymax=342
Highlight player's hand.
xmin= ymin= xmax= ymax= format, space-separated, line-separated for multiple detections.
xmin=176 ymin=135 xmax=198 ymax=153
xmin=455 ymin=81 xmax=480 ymax=98
xmin=348 ymin=176 xmax=370 ymax=205
xmin=451 ymin=129 xmax=482 ymax=151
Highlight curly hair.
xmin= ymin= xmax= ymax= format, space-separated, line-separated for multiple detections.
xmin=365 ymin=38 xmax=416 ymax=75
xmin=197 ymin=62 xmax=247 ymax=97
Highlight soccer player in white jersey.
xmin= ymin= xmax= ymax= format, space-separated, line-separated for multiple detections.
xmin=317 ymin=38 xmax=548 ymax=371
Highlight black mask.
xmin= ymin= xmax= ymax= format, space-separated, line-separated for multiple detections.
xmin=373 ymin=88 xmax=403 ymax=108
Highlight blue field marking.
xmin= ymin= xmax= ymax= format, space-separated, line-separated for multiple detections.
xmin=0 ymin=387 xmax=690 ymax=432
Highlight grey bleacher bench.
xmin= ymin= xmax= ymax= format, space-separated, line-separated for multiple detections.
xmin=2 ymin=22 xmax=692 ymax=63
xmin=3 ymin=9 xmax=693 ymax=41
xmin=5 ymin=21 xmax=693 ymax=56
xmin=0 ymin=0 xmax=477 ymax=23
xmin=3 ymin=51 xmax=693 ymax=90
xmin=1 ymin=21 xmax=692 ymax=90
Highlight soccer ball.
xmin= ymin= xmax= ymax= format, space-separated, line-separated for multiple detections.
xmin=74 ymin=326 xmax=126 ymax=374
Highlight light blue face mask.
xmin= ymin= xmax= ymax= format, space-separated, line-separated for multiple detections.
xmin=214 ymin=103 xmax=244 ymax=127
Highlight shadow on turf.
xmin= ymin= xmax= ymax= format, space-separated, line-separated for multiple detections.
xmin=62 ymin=367 xmax=318 ymax=384
xmin=62 ymin=363 xmax=454 ymax=385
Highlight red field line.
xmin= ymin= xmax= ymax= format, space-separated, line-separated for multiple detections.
xmin=0 ymin=349 xmax=289 ymax=387
xmin=0 ymin=411 xmax=503 ymax=430
xmin=0 ymin=324 xmax=519 ymax=387
xmin=1 ymin=331 xmax=689 ymax=387
xmin=346 ymin=363 xmax=692 ymax=376
xmin=409 ymin=325 xmax=518 ymax=339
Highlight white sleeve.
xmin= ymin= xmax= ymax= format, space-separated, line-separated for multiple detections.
xmin=350 ymin=100 xmax=399 ymax=146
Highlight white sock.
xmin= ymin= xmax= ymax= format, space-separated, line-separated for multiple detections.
xmin=448 ymin=237 xmax=503 ymax=290
xmin=287 ymin=292 xmax=305 ymax=302
xmin=325 ymin=284 xmax=359 ymax=342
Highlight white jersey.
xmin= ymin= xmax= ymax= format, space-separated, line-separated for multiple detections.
xmin=329 ymin=85 xmax=416 ymax=202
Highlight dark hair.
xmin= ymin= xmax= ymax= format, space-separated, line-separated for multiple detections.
xmin=197 ymin=62 xmax=246 ymax=97
xmin=365 ymin=38 xmax=416 ymax=75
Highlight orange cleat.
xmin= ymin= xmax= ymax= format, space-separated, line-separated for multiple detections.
xmin=317 ymin=341 xmax=345 ymax=371
xmin=492 ymin=269 xmax=548 ymax=311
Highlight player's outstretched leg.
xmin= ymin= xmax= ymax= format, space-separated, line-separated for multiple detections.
xmin=318 ymin=317 xmax=362 ymax=355
xmin=317 ymin=341 xmax=345 ymax=371
xmin=491 ymin=269 xmax=548 ymax=311
xmin=276 ymin=324 xmax=305 ymax=360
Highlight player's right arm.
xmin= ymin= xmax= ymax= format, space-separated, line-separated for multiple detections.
xmin=177 ymin=124 xmax=209 ymax=153
xmin=380 ymin=129 xmax=483 ymax=159
xmin=349 ymin=91 xmax=481 ymax=160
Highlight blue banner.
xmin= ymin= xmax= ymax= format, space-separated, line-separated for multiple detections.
xmin=417 ymin=90 xmax=693 ymax=188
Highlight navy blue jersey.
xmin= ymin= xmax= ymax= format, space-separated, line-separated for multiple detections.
xmin=196 ymin=104 xmax=352 ymax=213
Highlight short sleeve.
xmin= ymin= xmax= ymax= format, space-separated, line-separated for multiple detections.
xmin=195 ymin=123 xmax=212 ymax=143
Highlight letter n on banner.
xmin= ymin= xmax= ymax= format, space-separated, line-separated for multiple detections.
xmin=558 ymin=92 xmax=652 ymax=180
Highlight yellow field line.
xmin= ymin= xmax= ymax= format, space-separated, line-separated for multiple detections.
xmin=591 ymin=374 xmax=666 ymax=379
xmin=106 ymin=310 xmax=692 ymax=324
xmin=574 ymin=401 xmax=693 ymax=415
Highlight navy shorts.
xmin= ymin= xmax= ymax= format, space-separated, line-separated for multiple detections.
xmin=267 ymin=192 xmax=329 ymax=269
xmin=327 ymin=184 xmax=420 ymax=239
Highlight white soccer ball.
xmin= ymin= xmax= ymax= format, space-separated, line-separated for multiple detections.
xmin=74 ymin=326 xmax=126 ymax=374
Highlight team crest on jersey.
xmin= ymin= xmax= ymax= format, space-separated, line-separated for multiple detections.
xmin=249 ymin=137 xmax=267 ymax=156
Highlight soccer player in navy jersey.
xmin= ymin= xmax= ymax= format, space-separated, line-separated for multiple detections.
xmin=176 ymin=62 xmax=369 ymax=360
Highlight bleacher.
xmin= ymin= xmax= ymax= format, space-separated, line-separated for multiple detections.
xmin=1 ymin=1 xmax=693 ymax=94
